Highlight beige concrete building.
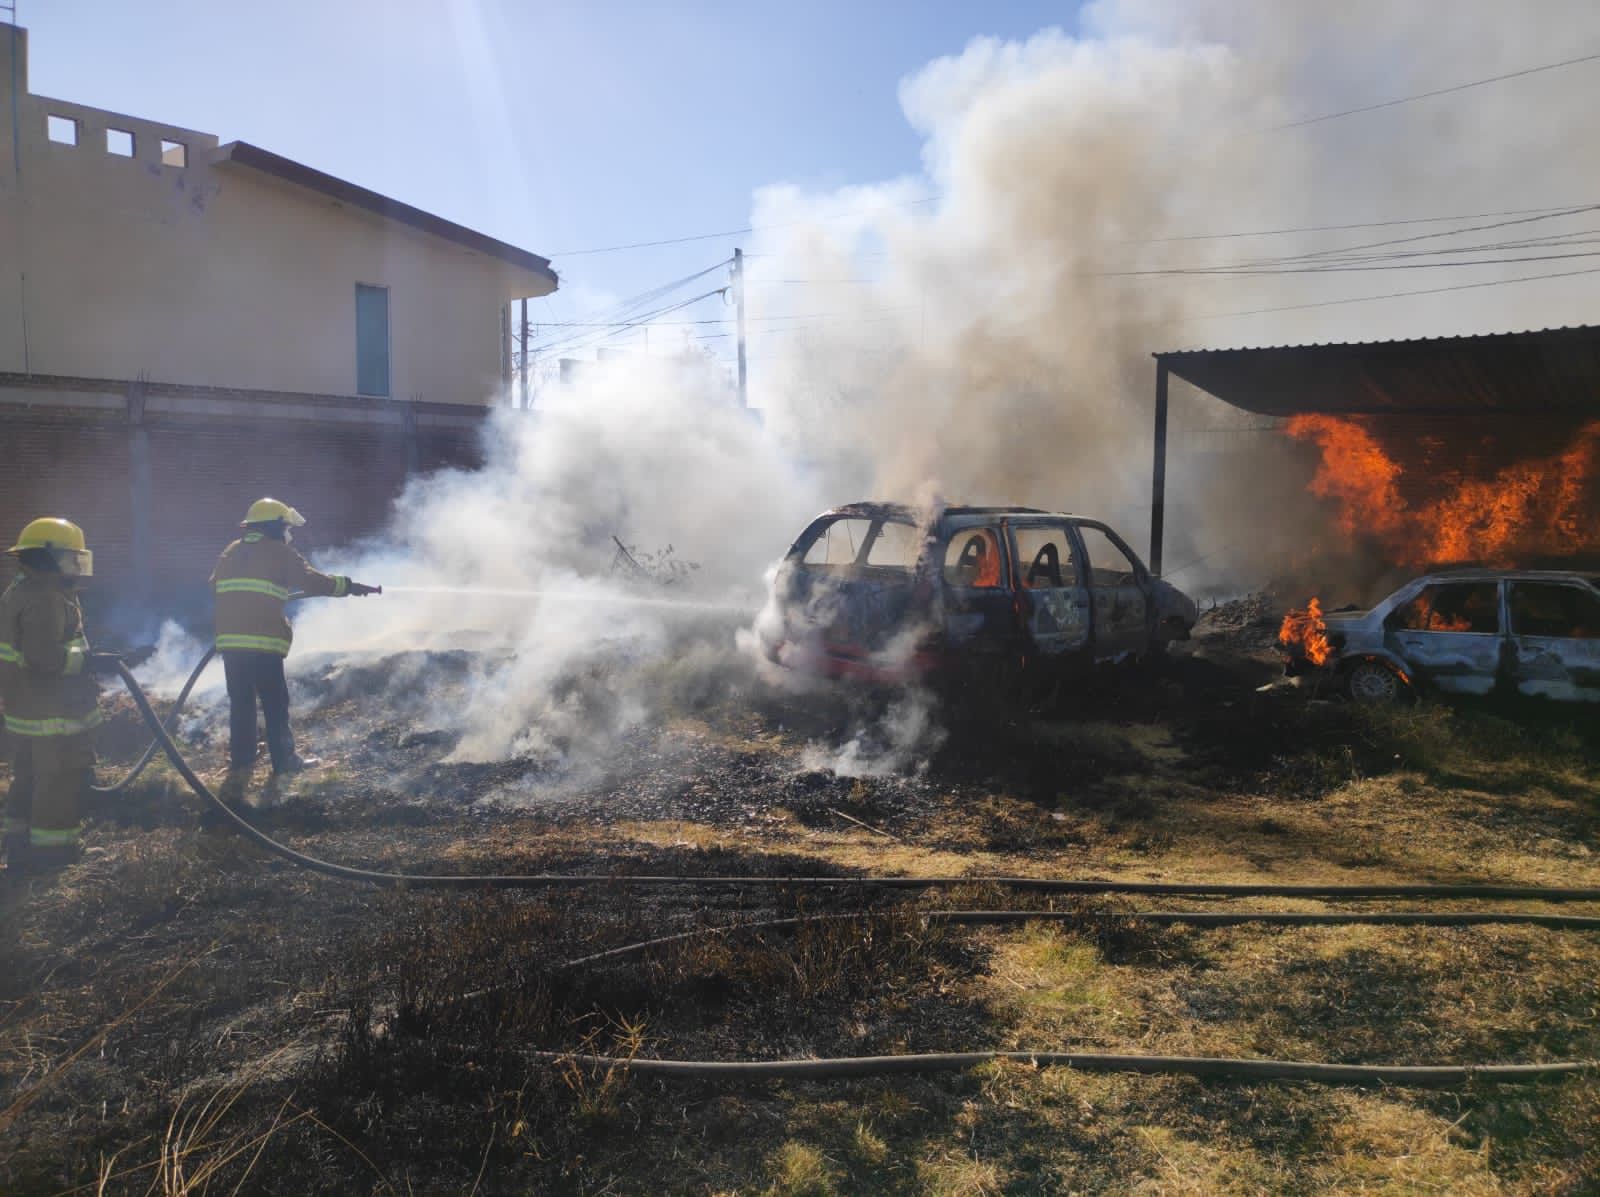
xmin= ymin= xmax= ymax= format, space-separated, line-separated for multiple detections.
xmin=0 ymin=24 xmax=557 ymax=617
xmin=0 ymin=24 xmax=556 ymax=404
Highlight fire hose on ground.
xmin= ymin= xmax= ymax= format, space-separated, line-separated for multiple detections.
xmin=103 ymin=658 xmax=1600 ymax=1087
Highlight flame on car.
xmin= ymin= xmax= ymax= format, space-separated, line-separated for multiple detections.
xmin=1278 ymin=596 xmax=1332 ymax=666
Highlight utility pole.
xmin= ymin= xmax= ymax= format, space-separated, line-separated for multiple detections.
xmin=519 ymin=297 xmax=530 ymax=408
xmin=733 ymin=247 xmax=748 ymax=407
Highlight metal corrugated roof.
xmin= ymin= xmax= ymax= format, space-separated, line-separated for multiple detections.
xmin=1155 ymin=325 xmax=1600 ymax=416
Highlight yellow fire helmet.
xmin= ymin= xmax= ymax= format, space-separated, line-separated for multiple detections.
xmin=241 ymin=498 xmax=307 ymax=528
xmin=8 ymin=517 xmax=93 ymax=576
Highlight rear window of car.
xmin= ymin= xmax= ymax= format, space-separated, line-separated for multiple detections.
xmin=1387 ymin=582 xmax=1500 ymax=634
xmin=801 ymin=518 xmax=871 ymax=568
xmin=1509 ymin=582 xmax=1600 ymax=639
xmin=799 ymin=517 xmax=920 ymax=572
xmin=862 ymin=520 xmax=921 ymax=571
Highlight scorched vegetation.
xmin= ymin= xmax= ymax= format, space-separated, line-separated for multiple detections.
xmin=1 ymin=602 xmax=1598 ymax=1194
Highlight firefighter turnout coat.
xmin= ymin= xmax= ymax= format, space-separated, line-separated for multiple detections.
xmin=0 ymin=572 xmax=100 ymax=746
xmin=211 ymin=533 xmax=352 ymax=656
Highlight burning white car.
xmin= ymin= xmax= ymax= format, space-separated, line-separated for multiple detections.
xmin=1280 ymin=569 xmax=1600 ymax=704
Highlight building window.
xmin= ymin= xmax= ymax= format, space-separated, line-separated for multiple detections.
xmin=355 ymin=284 xmax=391 ymax=397
xmin=46 ymin=114 xmax=78 ymax=145
xmin=160 ymin=139 xmax=187 ymax=168
xmin=106 ymin=128 xmax=135 ymax=157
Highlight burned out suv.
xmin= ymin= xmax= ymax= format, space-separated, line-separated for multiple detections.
xmin=1290 ymin=569 xmax=1600 ymax=704
xmin=758 ymin=503 xmax=1197 ymax=687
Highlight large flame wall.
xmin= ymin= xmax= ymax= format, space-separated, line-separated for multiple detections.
xmin=1284 ymin=414 xmax=1600 ymax=569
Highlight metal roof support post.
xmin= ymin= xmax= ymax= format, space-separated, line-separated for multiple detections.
xmin=1150 ymin=358 xmax=1169 ymax=575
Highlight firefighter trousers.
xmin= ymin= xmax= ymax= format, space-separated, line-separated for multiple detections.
xmin=5 ymin=733 xmax=91 ymax=850
xmin=222 ymin=650 xmax=295 ymax=771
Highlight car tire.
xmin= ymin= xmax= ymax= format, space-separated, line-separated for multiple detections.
xmin=1345 ymin=659 xmax=1405 ymax=705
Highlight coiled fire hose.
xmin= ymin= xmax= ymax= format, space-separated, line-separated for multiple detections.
xmin=108 ymin=659 xmax=1600 ymax=1087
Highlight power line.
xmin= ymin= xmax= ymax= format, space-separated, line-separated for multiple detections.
xmin=527 ymin=288 xmax=728 ymax=357
xmin=1276 ymin=49 xmax=1600 ymax=129
xmin=1109 ymin=250 xmax=1600 ymax=278
xmin=1133 ymin=203 xmax=1595 ymax=244
xmin=548 ymin=226 xmax=753 ymax=258
xmin=543 ymin=48 xmax=1600 ymax=261
xmin=522 ymin=259 xmax=733 ymax=357
xmin=546 ymin=196 xmax=938 ymax=258
xmin=1236 ymin=205 xmax=1600 ymax=267
xmin=1181 ymin=263 xmax=1600 ymax=322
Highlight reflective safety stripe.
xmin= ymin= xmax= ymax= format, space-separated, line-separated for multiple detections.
xmin=243 ymin=532 xmax=264 ymax=543
xmin=29 ymin=826 xmax=80 ymax=848
xmin=332 ymin=576 xmax=349 ymax=597
xmin=215 ymin=578 xmax=291 ymax=601
xmin=215 ymin=633 xmax=291 ymax=655
xmin=0 ymin=639 xmax=89 ymax=672
xmin=4 ymin=710 xmax=103 ymax=736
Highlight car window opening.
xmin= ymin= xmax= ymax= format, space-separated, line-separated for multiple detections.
xmin=944 ymin=529 xmax=1002 ymax=588
xmin=1012 ymin=527 xmax=1076 ymax=590
xmin=1077 ymin=524 xmax=1140 ymax=586
xmin=800 ymin=517 xmax=873 ymax=570
xmin=862 ymin=520 xmax=919 ymax=571
xmin=1509 ymin=582 xmax=1600 ymax=639
xmin=1389 ymin=582 xmax=1499 ymax=635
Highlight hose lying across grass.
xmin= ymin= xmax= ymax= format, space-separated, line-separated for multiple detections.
xmin=534 ymin=1051 xmax=1595 ymax=1087
xmin=111 ymin=660 xmax=1600 ymax=1088
xmin=114 ymin=660 xmax=1600 ymax=902
xmin=92 ymin=647 xmax=216 ymax=796
xmin=558 ymin=908 xmax=1600 ymax=970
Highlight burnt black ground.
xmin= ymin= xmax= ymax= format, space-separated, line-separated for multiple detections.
xmin=2 ymin=612 xmax=1598 ymax=1194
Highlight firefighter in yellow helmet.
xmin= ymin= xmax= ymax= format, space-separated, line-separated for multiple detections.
xmin=211 ymin=499 xmax=378 ymax=777
xmin=0 ymin=518 xmax=120 ymax=874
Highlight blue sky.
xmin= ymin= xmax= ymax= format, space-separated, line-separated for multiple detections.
xmin=19 ymin=0 xmax=1079 ymax=349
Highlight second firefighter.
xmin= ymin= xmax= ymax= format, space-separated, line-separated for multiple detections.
xmin=212 ymin=498 xmax=378 ymax=777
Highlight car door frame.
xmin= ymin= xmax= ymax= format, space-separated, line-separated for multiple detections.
xmin=1505 ymin=577 xmax=1600 ymax=703
xmin=1067 ymin=519 xmax=1151 ymax=661
xmin=937 ymin=520 xmax=1018 ymax=658
xmin=1002 ymin=515 xmax=1092 ymax=664
xmin=1383 ymin=578 xmax=1507 ymax=696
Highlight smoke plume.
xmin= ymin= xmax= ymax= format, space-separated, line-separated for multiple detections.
xmin=285 ymin=2 xmax=1600 ymax=768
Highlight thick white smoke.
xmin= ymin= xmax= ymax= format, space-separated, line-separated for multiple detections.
xmin=286 ymin=2 xmax=1600 ymax=768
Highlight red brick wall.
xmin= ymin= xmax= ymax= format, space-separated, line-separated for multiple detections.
xmin=0 ymin=408 xmax=135 ymax=592
xmin=0 ymin=384 xmax=489 ymax=639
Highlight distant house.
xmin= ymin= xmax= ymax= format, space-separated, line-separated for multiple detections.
xmin=0 ymin=24 xmax=558 ymax=621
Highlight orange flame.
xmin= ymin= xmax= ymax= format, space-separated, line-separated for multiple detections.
xmin=1279 ymin=597 xmax=1331 ymax=665
xmin=1285 ymin=415 xmax=1600 ymax=567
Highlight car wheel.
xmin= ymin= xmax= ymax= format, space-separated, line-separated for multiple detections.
xmin=1346 ymin=660 xmax=1404 ymax=704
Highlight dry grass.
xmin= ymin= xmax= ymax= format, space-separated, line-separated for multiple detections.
xmin=3 ymin=652 xmax=1599 ymax=1193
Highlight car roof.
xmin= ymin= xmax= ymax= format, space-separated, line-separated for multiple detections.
xmin=816 ymin=502 xmax=1057 ymax=524
xmin=1409 ymin=568 xmax=1600 ymax=585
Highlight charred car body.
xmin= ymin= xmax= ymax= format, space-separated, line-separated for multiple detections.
xmin=758 ymin=503 xmax=1197 ymax=688
xmin=1286 ymin=569 xmax=1600 ymax=704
